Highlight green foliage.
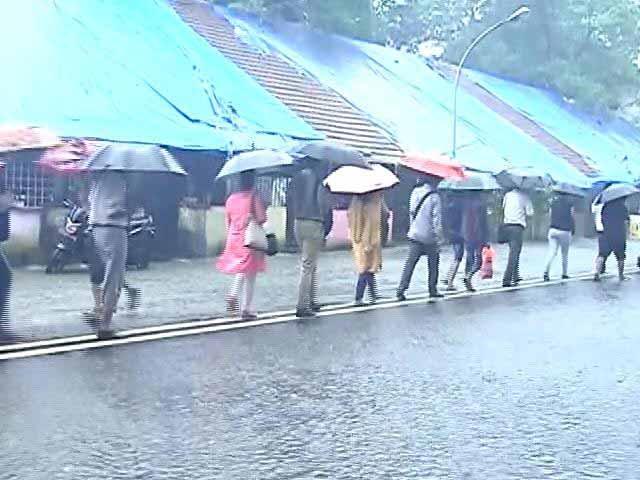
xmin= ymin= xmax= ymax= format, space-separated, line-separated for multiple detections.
xmin=379 ymin=0 xmax=640 ymax=112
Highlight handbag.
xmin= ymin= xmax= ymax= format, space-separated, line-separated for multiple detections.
xmin=480 ymin=245 xmax=495 ymax=279
xmin=244 ymin=193 xmax=279 ymax=256
xmin=244 ymin=193 xmax=268 ymax=252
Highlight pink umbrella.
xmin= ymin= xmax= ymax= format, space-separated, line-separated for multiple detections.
xmin=323 ymin=164 xmax=399 ymax=194
xmin=38 ymin=139 xmax=98 ymax=174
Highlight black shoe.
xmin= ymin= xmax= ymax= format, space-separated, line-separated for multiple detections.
xmin=543 ymin=273 xmax=550 ymax=282
xmin=396 ymin=292 xmax=407 ymax=302
xmin=561 ymin=275 xmax=570 ymax=280
xmin=311 ymin=303 xmax=322 ymax=312
xmin=463 ymin=278 xmax=476 ymax=292
xmin=296 ymin=309 xmax=316 ymax=318
xmin=429 ymin=292 xmax=445 ymax=299
xmin=502 ymin=282 xmax=513 ymax=288
xmin=97 ymin=329 xmax=116 ymax=340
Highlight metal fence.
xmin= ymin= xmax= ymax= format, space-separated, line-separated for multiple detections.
xmin=1 ymin=152 xmax=53 ymax=207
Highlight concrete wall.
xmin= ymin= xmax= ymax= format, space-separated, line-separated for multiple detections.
xmin=178 ymin=205 xmax=288 ymax=258
xmin=4 ymin=208 xmax=43 ymax=265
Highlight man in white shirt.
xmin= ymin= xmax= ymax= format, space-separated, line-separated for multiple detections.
xmin=501 ymin=189 xmax=534 ymax=287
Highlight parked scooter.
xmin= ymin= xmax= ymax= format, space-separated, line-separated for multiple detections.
xmin=46 ymin=201 xmax=156 ymax=273
xmin=45 ymin=200 xmax=89 ymax=274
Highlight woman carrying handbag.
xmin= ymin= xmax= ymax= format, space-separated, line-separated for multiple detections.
xmin=217 ymin=171 xmax=267 ymax=320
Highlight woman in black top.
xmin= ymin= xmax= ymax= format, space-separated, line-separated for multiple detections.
xmin=543 ymin=193 xmax=575 ymax=281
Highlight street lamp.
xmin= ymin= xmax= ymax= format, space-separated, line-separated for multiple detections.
xmin=451 ymin=5 xmax=530 ymax=158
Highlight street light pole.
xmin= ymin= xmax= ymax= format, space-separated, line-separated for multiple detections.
xmin=451 ymin=6 xmax=530 ymax=159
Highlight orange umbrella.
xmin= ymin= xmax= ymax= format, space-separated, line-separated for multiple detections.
xmin=400 ymin=152 xmax=466 ymax=180
xmin=0 ymin=124 xmax=61 ymax=153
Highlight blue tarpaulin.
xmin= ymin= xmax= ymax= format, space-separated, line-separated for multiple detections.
xmin=466 ymin=70 xmax=640 ymax=185
xmin=224 ymin=8 xmax=591 ymax=188
xmin=0 ymin=0 xmax=321 ymax=151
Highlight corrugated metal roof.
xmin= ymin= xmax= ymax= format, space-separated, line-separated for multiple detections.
xmin=170 ymin=0 xmax=403 ymax=161
xmin=435 ymin=63 xmax=598 ymax=177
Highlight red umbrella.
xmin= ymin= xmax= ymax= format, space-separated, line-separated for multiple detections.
xmin=38 ymin=139 xmax=97 ymax=174
xmin=400 ymin=152 xmax=466 ymax=180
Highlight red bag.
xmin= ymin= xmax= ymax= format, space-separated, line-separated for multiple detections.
xmin=480 ymin=245 xmax=495 ymax=280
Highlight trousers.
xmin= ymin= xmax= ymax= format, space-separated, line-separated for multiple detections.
xmin=544 ymin=228 xmax=571 ymax=276
xmin=295 ymin=219 xmax=324 ymax=311
xmin=397 ymin=240 xmax=440 ymax=296
xmin=503 ymin=225 xmax=524 ymax=286
xmin=92 ymin=226 xmax=127 ymax=323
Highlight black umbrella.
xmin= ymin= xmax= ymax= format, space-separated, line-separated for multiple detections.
xmin=594 ymin=183 xmax=640 ymax=204
xmin=289 ymin=140 xmax=370 ymax=169
xmin=84 ymin=143 xmax=186 ymax=175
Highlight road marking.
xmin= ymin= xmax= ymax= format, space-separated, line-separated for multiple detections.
xmin=0 ymin=267 xmax=634 ymax=361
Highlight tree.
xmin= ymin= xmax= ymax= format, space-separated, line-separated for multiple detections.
xmin=378 ymin=0 xmax=640 ymax=112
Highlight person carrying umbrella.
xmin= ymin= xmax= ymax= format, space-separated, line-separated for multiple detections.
xmin=347 ymin=192 xmax=389 ymax=305
xmin=290 ymin=158 xmax=330 ymax=317
xmin=500 ymin=188 xmax=534 ymax=287
xmin=543 ymin=188 xmax=578 ymax=282
xmin=396 ymin=175 xmax=445 ymax=300
xmin=216 ymin=171 xmax=268 ymax=320
xmin=461 ymin=193 xmax=490 ymax=292
xmin=593 ymin=184 xmax=638 ymax=282
xmin=324 ymin=165 xmax=397 ymax=305
xmin=84 ymin=143 xmax=186 ymax=338
xmin=396 ymin=154 xmax=465 ymax=300
xmin=442 ymin=193 xmax=465 ymax=291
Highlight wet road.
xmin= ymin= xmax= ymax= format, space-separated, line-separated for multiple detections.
xmin=2 ymin=279 xmax=640 ymax=479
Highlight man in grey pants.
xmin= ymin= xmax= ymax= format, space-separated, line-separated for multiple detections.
xmin=88 ymin=171 xmax=130 ymax=339
xmin=290 ymin=161 xmax=330 ymax=318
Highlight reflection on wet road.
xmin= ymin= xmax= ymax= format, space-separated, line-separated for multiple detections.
xmin=2 ymin=280 xmax=639 ymax=479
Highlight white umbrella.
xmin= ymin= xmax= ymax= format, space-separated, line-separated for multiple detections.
xmin=323 ymin=164 xmax=399 ymax=194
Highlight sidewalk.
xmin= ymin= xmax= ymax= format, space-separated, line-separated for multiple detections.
xmin=8 ymin=238 xmax=639 ymax=340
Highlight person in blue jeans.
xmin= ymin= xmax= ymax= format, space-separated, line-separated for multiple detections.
xmin=397 ymin=175 xmax=444 ymax=300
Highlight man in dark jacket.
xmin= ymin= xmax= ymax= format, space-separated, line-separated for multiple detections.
xmin=461 ymin=195 xmax=489 ymax=292
xmin=0 ymin=176 xmax=13 ymax=341
xmin=290 ymin=160 xmax=330 ymax=317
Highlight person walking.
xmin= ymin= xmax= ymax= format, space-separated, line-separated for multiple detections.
xmin=594 ymin=197 xmax=629 ymax=282
xmin=348 ymin=191 xmax=388 ymax=305
xmin=0 ymin=180 xmax=13 ymax=342
xmin=290 ymin=161 xmax=329 ymax=317
xmin=442 ymin=193 xmax=465 ymax=291
xmin=397 ymin=175 xmax=445 ymax=301
xmin=461 ymin=194 xmax=489 ymax=292
xmin=88 ymin=171 xmax=133 ymax=339
xmin=217 ymin=172 xmax=267 ymax=320
xmin=543 ymin=192 xmax=575 ymax=281
xmin=501 ymin=188 xmax=533 ymax=287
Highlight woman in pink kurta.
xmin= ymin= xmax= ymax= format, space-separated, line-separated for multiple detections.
xmin=216 ymin=173 xmax=267 ymax=319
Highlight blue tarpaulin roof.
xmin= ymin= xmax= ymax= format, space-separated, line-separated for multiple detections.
xmin=0 ymin=0 xmax=321 ymax=151
xmin=224 ymin=9 xmax=591 ymax=187
xmin=466 ymin=70 xmax=640 ymax=185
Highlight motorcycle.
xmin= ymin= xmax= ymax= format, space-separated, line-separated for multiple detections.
xmin=46 ymin=201 xmax=156 ymax=273
xmin=45 ymin=200 xmax=89 ymax=274
xmin=127 ymin=208 xmax=156 ymax=270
